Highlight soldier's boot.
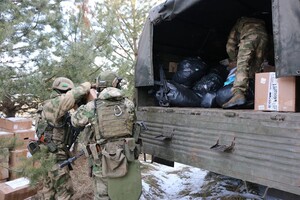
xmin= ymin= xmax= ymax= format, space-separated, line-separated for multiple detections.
xmin=222 ymin=91 xmax=246 ymax=109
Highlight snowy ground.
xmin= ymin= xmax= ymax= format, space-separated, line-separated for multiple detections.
xmin=139 ymin=159 xmax=264 ymax=200
xmin=140 ymin=161 xmax=207 ymax=200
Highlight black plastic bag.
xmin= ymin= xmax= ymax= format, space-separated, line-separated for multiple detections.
xmin=215 ymin=84 xmax=233 ymax=107
xmin=216 ymin=79 xmax=255 ymax=107
xmin=201 ymin=92 xmax=218 ymax=108
xmin=192 ymin=73 xmax=224 ymax=98
xmin=209 ymin=64 xmax=229 ymax=82
xmin=172 ymin=57 xmax=208 ymax=88
xmin=155 ymin=81 xmax=202 ymax=107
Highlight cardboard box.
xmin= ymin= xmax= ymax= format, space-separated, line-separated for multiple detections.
xmin=0 ymin=118 xmax=32 ymax=131
xmin=0 ymin=148 xmax=9 ymax=180
xmin=0 ymin=131 xmax=15 ymax=150
xmin=9 ymin=149 xmax=30 ymax=180
xmin=255 ymin=72 xmax=299 ymax=112
xmin=0 ymin=179 xmax=7 ymax=183
xmin=13 ymin=129 xmax=35 ymax=150
xmin=0 ymin=130 xmax=14 ymax=139
xmin=0 ymin=178 xmax=37 ymax=200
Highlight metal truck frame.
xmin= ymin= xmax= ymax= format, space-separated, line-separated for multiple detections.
xmin=135 ymin=0 xmax=300 ymax=196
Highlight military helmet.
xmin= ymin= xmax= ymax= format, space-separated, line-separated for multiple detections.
xmin=52 ymin=77 xmax=74 ymax=91
xmin=97 ymin=71 xmax=122 ymax=88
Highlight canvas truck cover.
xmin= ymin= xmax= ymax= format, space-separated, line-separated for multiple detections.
xmin=135 ymin=0 xmax=300 ymax=87
xmin=135 ymin=0 xmax=201 ymax=87
xmin=272 ymin=0 xmax=300 ymax=77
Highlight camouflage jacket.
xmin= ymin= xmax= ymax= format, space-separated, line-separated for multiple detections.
xmin=226 ymin=17 xmax=267 ymax=62
xmin=40 ymin=82 xmax=91 ymax=146
xmin=71 ymin=87 xmax=135 ymax=144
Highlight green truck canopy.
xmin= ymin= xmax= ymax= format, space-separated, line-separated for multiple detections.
xmin=135 ymin=0 xmax=300 ymax=87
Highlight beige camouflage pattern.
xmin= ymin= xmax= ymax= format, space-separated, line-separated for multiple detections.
xmin=71 ymin=87 xmax=135 ymax=200
xmin=38 ymin=82 xmax=91 ymax=200
xmin=71 ymin=87 xmax=134 ymax=128
xmin=98 ymin=87 xmax=124 ymax=100
xmin=226 ymin=17 xmax=268 ymax=94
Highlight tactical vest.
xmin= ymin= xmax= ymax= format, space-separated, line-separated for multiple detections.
xmin=94 ymin=98 xmax=133 ymax=140
xmin=35 ymin=107 xmax=81 ymax=152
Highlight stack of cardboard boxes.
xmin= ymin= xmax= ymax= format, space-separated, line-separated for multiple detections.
xmin=0 ymin=117 xmax=37 ymax=200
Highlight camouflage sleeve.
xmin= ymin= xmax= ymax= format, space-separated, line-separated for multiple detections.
xmin=71 ymin=101 xmax=95 ymax=128
xmin=56 ymin=82 xmax=91 ymax=118
xmin=226 ymin=20 xmax=240 ymax=62
xmin=124 ymin=98 xmax=135 ymax=114
xmin=124 ymin=98 xmax=136 ymax=121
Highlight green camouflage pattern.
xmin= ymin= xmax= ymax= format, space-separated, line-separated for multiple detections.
xmin=226 ymin=17 xmax=268 ymax=94
xmin=98 ymin=71 xmax=119 ymax=88
xmin=71 ymin=87 xmax=134 ymax=129
xmin=52 ymin=77 xmax=74 ymax=91
xmin=71 ymin=87 xmax=137 ymax=199
xmin=98 ymin=87 xmax=125 ymax=100
xmin=39 ymin=154 xmax=74 ymax=200
xmin=93 ymin=161 xmax=109 ymax=200
xmin=37 ymin=82 xmax=91 ymax=200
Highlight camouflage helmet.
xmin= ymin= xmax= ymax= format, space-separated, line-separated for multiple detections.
xmin=97 ymin=71 xmax=122 ymax=88
xmin=52 ymin=77 xmax=74 ymax=91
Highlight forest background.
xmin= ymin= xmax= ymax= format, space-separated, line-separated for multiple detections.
xmin=0 ymin=0 xmax=163 ymax=117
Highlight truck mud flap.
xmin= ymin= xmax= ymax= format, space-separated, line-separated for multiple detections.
xmin=152 ymin=155 xmax=174 ymax=167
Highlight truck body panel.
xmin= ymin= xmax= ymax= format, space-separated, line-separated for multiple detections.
xmin=135 ymin=0 xmax=300 ymax=195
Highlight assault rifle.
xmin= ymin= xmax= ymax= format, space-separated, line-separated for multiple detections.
xmin=155 ymin=65 xmax=170 ymax=107
xmin=59 ymin=150 xmax=84 ymax=169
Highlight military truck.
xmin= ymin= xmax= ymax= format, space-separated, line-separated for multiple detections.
xmin=135 ymin=0 xmax=300 ymax=197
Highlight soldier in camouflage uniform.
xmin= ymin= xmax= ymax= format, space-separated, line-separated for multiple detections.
xmin=37 ymin=77 xmax=92 ymax=200
xmin=222 ymin=17 xmax=268 ymax=109
xmin=71 ymin=71 xmax=141 ymax=200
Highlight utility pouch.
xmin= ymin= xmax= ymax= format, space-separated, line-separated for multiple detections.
xmin=124 ymin=138 xmax=136 ymax=162
xmin=44 ymin=132 xmax=57 ymax=153
xmin=102 ymin=141 xmax=128 ymax=178
xmin=47 ymin=141 xmax=57 ymax=153
xmin=27 ymin=141 xmax=40 ymax=155
xmin=89 ymin=143 xmax=101 ymax=161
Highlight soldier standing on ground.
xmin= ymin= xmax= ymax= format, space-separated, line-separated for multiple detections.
xmin=71 ymin=71 xmax=142 ymax=200
xmin=35 ymin=77 xmax=92 ymax=199
xmin=222 ymin=16 xmax=268 ymax=109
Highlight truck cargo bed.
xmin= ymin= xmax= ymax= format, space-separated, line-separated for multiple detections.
xmin=137 ymin=106 xmax=300 ymax=195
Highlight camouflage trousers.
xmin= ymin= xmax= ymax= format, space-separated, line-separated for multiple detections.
xmin=92 ymin=159 xmax=109 ymax=200
xmin=38 ymin=152 xmax=74 ymax=200
xmin=232 ymin=33 xmax=268 ymax=94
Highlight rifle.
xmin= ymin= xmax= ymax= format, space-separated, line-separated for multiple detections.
xmin=59 ymin=150 xmax=84 ymax=169
xmin=155 ymin=65 xmax=170 ymax=107
xmin=64 ymin=89 xmax=98 ymax=151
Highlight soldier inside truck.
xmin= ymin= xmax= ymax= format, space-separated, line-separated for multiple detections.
xmin=149 ymin=0 xmax=275 ymax=109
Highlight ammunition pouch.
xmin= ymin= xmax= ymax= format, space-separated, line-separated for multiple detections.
xmin=102 ymin=141 xmax=128 ymax=178
xmin=124 ymin=138 xmax=136 ymax=162
xmin=44 ymin=131 xmax=57 ymax=153
xmin=89 ymin=143 xmax=101 ymax=161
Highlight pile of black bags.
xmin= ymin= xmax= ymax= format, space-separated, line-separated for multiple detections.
xmin=155 ymin=57 xmax=254 ymax=108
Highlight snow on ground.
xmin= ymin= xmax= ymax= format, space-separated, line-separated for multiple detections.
xmin=140 ymin=161 xmax=207 ymax=200
xmin=139 ymin=159 xmax=264 ymax=200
